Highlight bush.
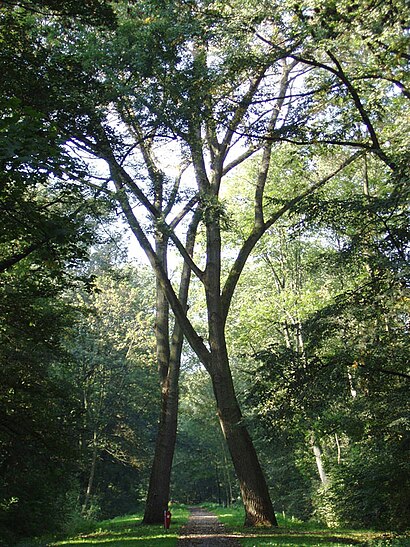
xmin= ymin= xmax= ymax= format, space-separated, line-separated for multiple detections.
xmin=313 ymin=440 xmax=410 ymax=530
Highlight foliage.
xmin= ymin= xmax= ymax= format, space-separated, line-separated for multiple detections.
xmin=0 ymin=0 xmax=115 ymax=279
xmin=234 ymin=150 xmax=409 ymax=528
xmin=1 ymin=0 xmax=409 ymax=536
xmin=70 ymin=263 xmax=158 ymax=519
xmin=0 ymin=95 xmax=106 ymax=275
xmin=3 ymin=0 xmax=116 ymax=27
xmin=0 ymin=254 xmax=83 ymax=542
xmin=0 ymin=241 xmax=160 ymax=542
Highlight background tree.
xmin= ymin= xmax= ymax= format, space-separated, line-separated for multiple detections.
xmin=173 ymin=368 xmax=238 ymax=507
xmin=69 ymin=260 xmax=159 ymax=519
xmin=227 ymin=147 xmax=409 ymax=528
xmin=0 ymin=214 xmax=94 ymax=543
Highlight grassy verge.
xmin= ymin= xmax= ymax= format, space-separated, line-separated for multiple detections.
xmin=204 ymin=504 xmax=410 ymax=547
xmin=45 ymin=505 xmax=190 ymax=547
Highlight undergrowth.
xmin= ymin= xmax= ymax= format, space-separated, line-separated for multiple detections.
xmin=203 ymin=503 xmax=410 ymax=547
xmin=15 ymin=505 xmax=189 ymax=547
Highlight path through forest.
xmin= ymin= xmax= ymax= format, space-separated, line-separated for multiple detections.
xmin=176 ymin=506 xmax=241 ymax=546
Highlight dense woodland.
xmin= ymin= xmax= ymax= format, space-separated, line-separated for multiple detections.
xmin=0 ymin=0 xmax=409 ymax=543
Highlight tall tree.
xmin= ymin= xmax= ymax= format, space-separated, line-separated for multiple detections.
xmin=143 ymin=210 xmax=200 ymax=523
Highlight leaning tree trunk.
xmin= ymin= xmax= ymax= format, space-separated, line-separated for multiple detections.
xmin=210 ymin=360 xmax=278 ymax=526
xmin=143 ymin=233 xmax=175 ymax=524
xmin=204 ymin=217 xmax=277 ymax=527
xmin=143 ymin=354 xmax=180 ymax=523
xmin=143 ymin=217 xmax=198 ymax=524
xmin=143 ymin=308 xmax=188 ymax=524
xmin=112 ymin=133 xmax=277 ymax=526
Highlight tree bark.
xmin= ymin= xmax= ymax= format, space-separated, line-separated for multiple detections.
xmin=210 ymin=361 xmax=277 ymax=526
xmin=82 ymin=430 xmax=98 ymax=514
xmin=143 ymin=354 xmax=180 ymax=523
xmin=143 ymin=230 xmax=175 ymax=523
xmin=143 ymin=215 xmax=199 ymax=524
xmin=201 ymin=214 xmax=276 ymax=525
xmin=311 ymin=439 xmax=328 ymax=485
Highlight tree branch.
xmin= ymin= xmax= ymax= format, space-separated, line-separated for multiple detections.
xmin=358 ymin=362 xmax=410 ymax=380
xmin=219 ymin=65 xmax=269 ymax=166
xmin=111 ymin=173 xmax=211 ymax=368
xmin=0 ymin=240 xmax=48 ymax=273
xmin=221 ymin=151 xmax=363 ymax=321
xmin=164 ymin=161 xmax=191 ymax=217
xmin=222 ymin=144 xmax=263 ymax=176
xmin=325 ymin=51 xmax=389 ymax=164
xmin=255 ymin=60 xmax=297 ymax=229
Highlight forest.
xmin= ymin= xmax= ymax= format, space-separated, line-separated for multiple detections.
xmin=0 ymin=0 xmax=409 ymax=544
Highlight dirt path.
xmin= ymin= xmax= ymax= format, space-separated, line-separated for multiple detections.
xmin=176 ymin=506 xmax=241 ymax=546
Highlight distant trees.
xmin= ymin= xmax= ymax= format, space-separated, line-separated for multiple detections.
xmin=0 ymin=255 xmax=81 ymax=542
xmin=173 ymin=368 xmax=238 ymax=507
xmin=69 ymin=263 xmax=158 ymax=518
xmin=0 ymin=235 xmax=161 ymax=542
xmin=1 ymin=92 xmax=103 ymax=540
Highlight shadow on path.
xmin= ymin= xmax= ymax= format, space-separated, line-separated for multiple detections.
xmin=176 ymin=507 xmax=241 ymax=547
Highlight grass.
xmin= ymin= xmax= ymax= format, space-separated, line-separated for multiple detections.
xmin=204 ymin=504 xmax=410 ymax=547
xmin=17 ymin=504 xmax=410 ymax=547
xmin=47 ymin=505 xmax=190 ymax=547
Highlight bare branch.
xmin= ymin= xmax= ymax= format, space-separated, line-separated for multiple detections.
xmin=0 ymin=241 xmax=48 ymax=273
xmin=111 ymin=176 xmax=211 ymax=367
xmin=222 ymin=144 xmax=263 ymax=176
xmin=168 ymin=226 xmax=205 ymax=282
xmin=169 ymin=194 xmax=200 ymax=231
xmin=219 ymin=66 xmax=269 ymax=165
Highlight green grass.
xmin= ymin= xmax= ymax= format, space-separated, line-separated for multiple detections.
xmin=49 ymin=505 xmax=190 ymax=547
xmin=18 ymin=504 xmax=410 ymax=547
xmin=204 ymin=504 xmax=410 ymax=547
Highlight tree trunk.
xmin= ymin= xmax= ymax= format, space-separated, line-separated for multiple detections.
xmin=221 ymin=440 xmax=234 ymax=507
xmin=312 ymin=443 xmax=328 ymax=485
xmin=143 ymin=233 xmax=175 ymax=523
xmin=143 ymin=356 xmax=179 ymax=523
xmin=82 ymin=430 xmax=98 ymax=514
xmin=215 ymin=464 xmax=222 ymax=505
xmin=335 ymin=433 xmax=341 ymax=465
xmin=143 ymin=217 xmax=198 ymax=523
xmin=199 ymin=192 xmax=277 ymax=526
xmin=210 ymin=364 xmax=277 ymax=526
